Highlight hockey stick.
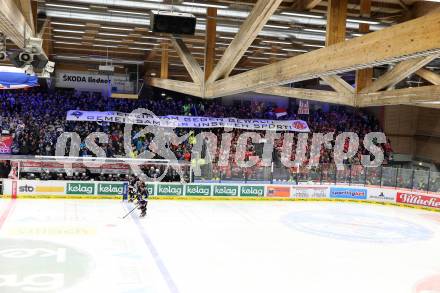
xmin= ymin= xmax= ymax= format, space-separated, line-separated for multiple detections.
xmin=122 ymin=204 xmax=139 ymax=219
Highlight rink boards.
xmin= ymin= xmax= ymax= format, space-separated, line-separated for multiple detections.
xmin=1 ymin=179 xmax=440 ymax=211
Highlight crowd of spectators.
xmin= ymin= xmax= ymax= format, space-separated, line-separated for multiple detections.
xmin=0 ymin=88 xmax=396 ymax=183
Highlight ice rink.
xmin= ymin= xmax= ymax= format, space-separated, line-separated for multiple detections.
xmin=0 ymin=198 xmax=440 ymax=293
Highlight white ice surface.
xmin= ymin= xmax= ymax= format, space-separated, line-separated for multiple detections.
xmin=0 ymin=199 xmax=440 ymax=293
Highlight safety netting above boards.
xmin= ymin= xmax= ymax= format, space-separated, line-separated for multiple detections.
xmin=66 ymin=110 xmax=310 ymax=132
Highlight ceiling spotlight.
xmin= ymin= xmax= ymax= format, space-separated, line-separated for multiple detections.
xmin=181 ymin=2 xmax=228 ymax=9
xmin=347 ymin=18 xmax=380 ymax=25
xmin=280 ymin=12 xmax=324 ymax=19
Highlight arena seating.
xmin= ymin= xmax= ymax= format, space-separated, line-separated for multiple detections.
xmin=0 ymin=88 xmax=393 ymax=165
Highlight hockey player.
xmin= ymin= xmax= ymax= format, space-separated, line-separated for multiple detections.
xmin=128 ymin=175 xmax=138 ymax=202
xmin=136 ymin=183 xmax=149 ymax=218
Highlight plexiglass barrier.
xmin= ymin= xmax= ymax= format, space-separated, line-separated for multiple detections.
xmin=192 ymin=163 xmax=440 ymax=193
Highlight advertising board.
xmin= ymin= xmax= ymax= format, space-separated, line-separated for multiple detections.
xmin=396 ymin=192 xmax=440 ymax=209
xmin=213 ymin=185 xmax=239 ymax=196
xmin=240 ymin=185 xmax=265 ymax=197
xmin=267 ymin=186 xmax=291 ymax=197
xmin=291 ymin=186 xmax=328 ymax=199
xmin=367 ymin=188 xmax=396 ymax=203
xmin=157 ymin=184 xmax=184 ymax=196
xmin=185 ymin=184 xmax=212 ymax=196
xmin=329 ymin=187 xmax=368 ymax=200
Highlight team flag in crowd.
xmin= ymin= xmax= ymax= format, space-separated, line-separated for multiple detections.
xmin=274 ymin=107 xmax=288 ymax=118
xmin=0 ymin=66 xmax=38 ymax=89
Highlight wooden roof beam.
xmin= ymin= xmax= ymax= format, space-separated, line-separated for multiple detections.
xmin=356 ymin=85 xmax=440 ymax=107
xmin=321 ymin=0 xmax=354 ymax=95
xmin=147 ymin=78 xmax=203 ymax=98
xmin=204 ymin=7 xmax=217 ymax=81
xmin=205 ymin=11 xmax=440 ymax=98
xmin=171 ymin=37 xmax=204 ymax=85
xmin=206 ymin=0 xmax=283 ymax=83
xmin=18 ymin=0 xmax=34 ymax=34
xmin=355 ymin=0 xmax=373 ymax=93
xmin=41 ymin=19 xmax=53 ymax=57
xmin=359 ymin=54 xmax=439 ymax=93
xmin=293 ymin=0 xmax=323 ymax=10
xmin=321 ymin=75 xmax=354 ymax=94
xmin=325 ymin=0 xmax=348 ymax=46
xmin=255 ymin=86 xmax=354 ymax=106
xmin=416 ymin=68 xmax=440 ymax=85
xmin=160 ymin=43 xmax=169 ymax=79
xmin=0 ymin=0 xmax=34 ymax=48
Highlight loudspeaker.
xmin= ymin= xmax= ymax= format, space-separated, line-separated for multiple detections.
xmin=19 ymin=52 xmax=34 ymax=63
xmin=8 ymin=51 xmax=28 ymax=68
xmin=150 ymin=11 xmax=196 ymax=35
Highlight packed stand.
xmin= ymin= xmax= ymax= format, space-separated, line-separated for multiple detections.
xmin=0 ymin=88 xmax=394 ymax=182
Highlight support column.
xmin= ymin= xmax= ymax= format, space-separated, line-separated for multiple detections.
xmin=325 ymin=0 xmax=348 ymax=46
xmin=42 ymin=20 xmax=53 ymax=56
xmin=355 ymin=0 xmax=373 ymax=93
xmin=204 ymin=7 xmax=217 ymax=81
xmin=31 ymin=0 xmax=37 ymax=32
xmin=160 ymin=43 xmax=169 ymax=79
xmin=19 ymin=0 xmax=35 ymax=34
xmin=323 ymin=0 xmax=353 ymax=94
xmin=412 ymin=1 xmax=440 ymax=18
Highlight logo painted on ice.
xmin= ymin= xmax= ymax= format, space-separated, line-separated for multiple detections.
xmin=282 ymin=210 xmax=433 ymax=243
xmin=157 ymin=184 xmax=183 ymax=196
xmin=0 ymin=239 xmax=92 ymax=292
xmin=240 ymin=186 xmax=264 ymax=197
xmin=66 ymin=183 xmax=95 ymax=195
xmin=213 ymin=185 xmax=238 ymax=196
xmin=185 ymin=185 xmax=211 ymax=196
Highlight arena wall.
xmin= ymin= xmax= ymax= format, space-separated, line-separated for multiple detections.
xmin=384 ymin=105 xmax=440 ymax=164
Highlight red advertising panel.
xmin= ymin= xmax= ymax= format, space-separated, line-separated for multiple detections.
xmin=0 ymin=136 xmax=13 ymax=154
xmin=267 ymin=186 xmax=291 ymax=198
xmin=396 ymin=192 xmax=440 ymax=209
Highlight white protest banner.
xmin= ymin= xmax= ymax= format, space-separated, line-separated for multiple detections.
xmin=66 ymin=110 xmax=310 ymax=132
